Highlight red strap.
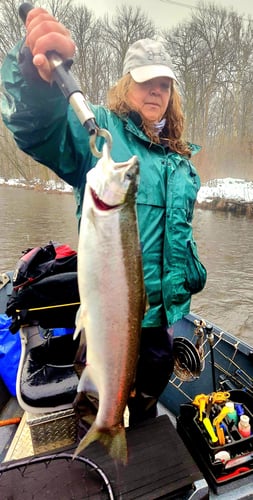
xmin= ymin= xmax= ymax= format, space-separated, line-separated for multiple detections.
xmin=55 ymin=244 xmax=77 ymax=258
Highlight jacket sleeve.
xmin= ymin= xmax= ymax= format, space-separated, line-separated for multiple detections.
xmin=0 ymin=41 xmax=91 ymax=187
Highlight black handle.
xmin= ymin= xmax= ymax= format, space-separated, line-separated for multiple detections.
xmin=19 ymin=2 xmax=34 ymax=23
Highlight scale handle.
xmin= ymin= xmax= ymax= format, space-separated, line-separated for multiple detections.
xmin=18 ymin=2 xmax=97 ymax=136
xmin=19 ymin=2 xmax=33 ymax=23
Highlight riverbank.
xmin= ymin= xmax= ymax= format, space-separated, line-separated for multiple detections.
xmin=196 ymin=198 xmax=253 ymax=216
xmin=0 ymin=178 xmax=72 ymax=193
xmin=1 ymin=176 xmax=253 ymax=215
xmin=196 ymin=178 xmax=253 ymax=217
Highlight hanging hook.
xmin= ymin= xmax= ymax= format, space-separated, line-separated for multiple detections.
xmin=89 ymin=129 xmax=113 ymax=158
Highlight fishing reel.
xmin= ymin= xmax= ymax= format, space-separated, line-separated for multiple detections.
xmin=173 ymin=319 xmax=209 ymax=381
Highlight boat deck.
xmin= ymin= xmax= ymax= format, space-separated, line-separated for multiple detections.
xmin=1 ymin=413 xmax=207 ymax=499
xmin=0 ymin=397 xmax=23 ymax=462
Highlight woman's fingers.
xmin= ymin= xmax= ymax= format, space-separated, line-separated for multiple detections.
xmin=23 ymin=8 xmax=75 ymax=82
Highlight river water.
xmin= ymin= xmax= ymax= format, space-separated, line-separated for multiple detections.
xmin=1 ymin=186 xmax=252 ymax=344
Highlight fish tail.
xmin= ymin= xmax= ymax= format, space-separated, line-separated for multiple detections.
xmin=73 ymin=423 xmax=128 ymax=465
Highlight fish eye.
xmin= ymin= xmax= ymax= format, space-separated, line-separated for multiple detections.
xmin=125 ymin=172 xmax=133 ymax=180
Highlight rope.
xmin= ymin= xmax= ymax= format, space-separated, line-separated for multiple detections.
xmin=16 ymin=302 xmax=80 ymax=313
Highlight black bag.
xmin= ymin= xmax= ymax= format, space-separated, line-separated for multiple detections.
xmin=6 ymin=242 xmax=80 ymax=333
xmin=12 ymin=242 xmax=77 ymax=290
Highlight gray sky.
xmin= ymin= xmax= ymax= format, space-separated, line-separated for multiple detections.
xmin=80 ymin=0 xmax=253 ymax=28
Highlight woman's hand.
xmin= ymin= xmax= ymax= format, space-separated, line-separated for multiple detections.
xmin=25 ymin=8 xmax=76 ymax=82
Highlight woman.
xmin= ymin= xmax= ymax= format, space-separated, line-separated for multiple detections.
xmin=1 ymin=8 xmax=206 ymax=425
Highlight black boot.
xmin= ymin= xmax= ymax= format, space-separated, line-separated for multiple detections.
xmin=73 ymin=391 xmax=98 ymax=440
xmin=128 ymin=393 xmax=157 ymax=427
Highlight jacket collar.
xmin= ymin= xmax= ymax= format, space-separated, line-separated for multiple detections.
xmin=122 ymin=112 xmax=201 ymax=156
xmin=123 ymin=111 xmax=150 ymax=143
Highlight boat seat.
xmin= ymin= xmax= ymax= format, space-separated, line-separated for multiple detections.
xmin=17 ymin=325 xmax=80 ymax=413
xmin=9 ymin=272 xmax=82 ymax=414
xmin=7 ymin=272 xmax=80 ymax=334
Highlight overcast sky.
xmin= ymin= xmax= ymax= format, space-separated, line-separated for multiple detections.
xmin=80 ymin=0 xmax=253 ymax=29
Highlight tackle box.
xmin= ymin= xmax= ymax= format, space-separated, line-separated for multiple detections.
xmin=27 ymin=408 xmax=77 ymax=454
xmin=177 ymin=389 xmax=253 ymax=493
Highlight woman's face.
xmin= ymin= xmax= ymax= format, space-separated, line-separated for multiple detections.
xmin=127 ymin=77 xmax=172 ymax=122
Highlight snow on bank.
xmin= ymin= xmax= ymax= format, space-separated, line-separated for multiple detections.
xmin=1 ymin=176 xmax=253 ymax=203
xmin=0 ymin=177 xmax=73 ymax=193
xmin=197 ymin=178 xmax=253 ymax=204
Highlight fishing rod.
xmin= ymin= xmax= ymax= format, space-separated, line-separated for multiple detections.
xmin=18 ymin=3 xmax=112 ymax=158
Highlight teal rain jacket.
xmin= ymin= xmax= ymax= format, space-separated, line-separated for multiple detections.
xmin=1 ymin=42 xmax=207 ymax=328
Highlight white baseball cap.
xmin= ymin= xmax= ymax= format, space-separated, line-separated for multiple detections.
xmin=123 ymin=38 xmax=178 ymax=83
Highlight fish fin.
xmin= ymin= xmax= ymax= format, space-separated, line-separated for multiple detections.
xmin=73 ymin=423 xmax=128 ymax=465
xmin=73 ymin=306 xmax=87 ymax=340
xmin=74 ymin=329 xmax=86 ymax=366
xmin=145 ymin=293 xmax=150 ymax=312
xmin=142 ymin=292 xmax=150 ymax=318
xmin=77 ymin=366 xmax=98 ymax=395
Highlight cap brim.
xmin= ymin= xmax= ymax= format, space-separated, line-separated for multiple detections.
xmin=130 ymin=64 xmax=178 ymax=83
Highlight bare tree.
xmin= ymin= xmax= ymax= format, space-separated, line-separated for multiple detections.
xmin=0 ymin=0 xmax=252 ymax=183
xmin=0 ymin=0 xmax=25 ymax=60
xmin=163 ymin=3 xmax=253 ymax=180
xmin=66 ymin=5 xmax=109 ymax=103
xmin=0 ymin=0 xmax=76 ymax=181
xmin=0 ymin=0 xmax=74 ymax=62
xmin=44 ymin=0 xmax=74 ymax=24
xmin=101 ymin=5 xmax=156 ymax=80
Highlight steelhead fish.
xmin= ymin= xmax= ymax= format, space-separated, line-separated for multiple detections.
xmin=73 ymin=143 xmax=145 ymax=464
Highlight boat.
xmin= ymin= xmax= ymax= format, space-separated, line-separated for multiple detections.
xmin=160 ymin=312 xmax=253 ymax=498
xmin=0 ymin=269 xmax=253 ymax=499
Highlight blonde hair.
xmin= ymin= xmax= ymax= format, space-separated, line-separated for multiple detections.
xmin=107 ymin=74 xmax=191 ymax=157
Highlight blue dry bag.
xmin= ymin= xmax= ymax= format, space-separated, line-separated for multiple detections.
xmin=0 ymin=314 xmax=21 ymax=396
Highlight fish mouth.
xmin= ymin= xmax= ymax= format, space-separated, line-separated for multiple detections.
xmin=90 ymin=188 xmax=119 ymax=210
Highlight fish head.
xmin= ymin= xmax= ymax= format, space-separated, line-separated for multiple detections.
xmin=87 ymin=143 xmax=139 ymax=209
